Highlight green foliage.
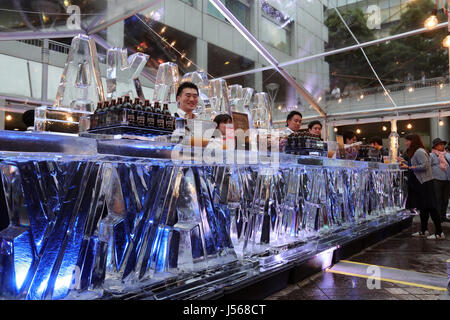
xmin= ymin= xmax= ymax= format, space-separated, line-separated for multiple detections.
xmin=325 ymin=0 xmax=448 ymax=91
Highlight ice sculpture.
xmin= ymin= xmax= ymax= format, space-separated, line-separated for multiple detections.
xmin=252 ymin=92 xmax=272 ymax=130
xmin=209 ymin=78 xmax=231 ymax=118
xmin=153 ymin=62 xmax=180 ymax=103
xmin=35 ymin=34 xmax=105 ymax=133
xmin=106 ymin=47 xmax=149 ymax=100
xmin=0 ymin=139 xmax=406 ymax=300
xmin=54 ymin=34 xmax=105 ymax=112
xmin=181 ymin=71 xmax=211 ymax=119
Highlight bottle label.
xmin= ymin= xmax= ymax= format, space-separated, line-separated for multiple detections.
xmin=147 ymin=114 xmax=155 ymax=127
xmin=127 ymin=109 xmax=135 ymax=124
xmin=157 ymin=117 xmax=165 ymax=128
xmin=137 ymin=113 xmax=145 ymax=126
xmin=165 ymin=117 xmax=173 ymax=130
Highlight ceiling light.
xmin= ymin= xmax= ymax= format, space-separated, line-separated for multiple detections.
xmin=67 ymin=116 xmax=74 ymax=122
xmin=356 ymin=129 xmax=361 ymax=134
xmin=224 ymin=61 xmax=230 ymax=65
xmin=382 ymin=126 xmax=387 ymax=131
xmin=6 ymin=115 xmax=12 ymax=121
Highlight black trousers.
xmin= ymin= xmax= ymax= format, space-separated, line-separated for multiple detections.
xmin=433 ymin=179 xmax=449 ymax=221
xmin=420 ymin=208 xmax=442 ymax=235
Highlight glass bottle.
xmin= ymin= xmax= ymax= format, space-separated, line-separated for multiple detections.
xmin=115 ymin=97 xmax=124 ymax=124
xmin=163 ymin=103 xmax=173 ymax=130
xmin=123 ymin=95 xmax=134 ymax=125
xmin=154 ymin=101 xmax=164 ymax=129
xmin=106 ymin=99 xmax=116 ymax=125
xmin=144 ymin=100 xmax=155 ymax=128
xmin=135 ymin=98 xmax=145 ymax=127
xmin=91 ymin=101 xmax=102 ymax=129
xmin=99 ymin=101 xmax=109 ymax=127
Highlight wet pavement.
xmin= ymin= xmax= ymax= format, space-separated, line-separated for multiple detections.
xmin=266 ymin=216 xmax=450 ymax=300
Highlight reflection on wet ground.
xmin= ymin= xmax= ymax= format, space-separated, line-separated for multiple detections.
xmin=267 ymin=216 xmax=450 ymax=300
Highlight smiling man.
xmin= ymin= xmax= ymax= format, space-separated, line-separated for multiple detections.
xmin=174 ymin=82 xmax=199 ymax=119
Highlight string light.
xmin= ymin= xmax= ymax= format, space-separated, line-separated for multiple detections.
xmin=160 ymin=26 xmax=166 ymax=34
xmin=424 ymin=14 xmax=438 ymax=30
xmin=443 ymin=35 xmax=450 ymax=48
xmin=170 ymin=41 xmax=176 ymax=47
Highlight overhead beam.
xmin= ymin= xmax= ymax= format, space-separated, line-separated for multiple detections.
xmin=208 ymin=0 xmax=326 ymax=117
xmin=0 ymin=29 xmax=85 ymax=41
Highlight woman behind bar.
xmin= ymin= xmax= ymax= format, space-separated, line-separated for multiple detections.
xmin=398 ymin=134 xmax=444 ymax=239
xmin=430 ymin=138 xmax=449 ymax=223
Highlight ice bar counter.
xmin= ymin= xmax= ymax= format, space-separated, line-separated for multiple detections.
xmin=0 ymin=130 xmax=408 ymax=300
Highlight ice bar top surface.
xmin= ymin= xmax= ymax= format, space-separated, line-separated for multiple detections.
xmin=0 ymin=130 xmax=399 ymax=169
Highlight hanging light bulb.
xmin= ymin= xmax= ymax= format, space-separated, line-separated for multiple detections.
xmin=382 ymin=125 xmax=387 ymax=131
xmin=443 ymin=34 xmax=450 ymax=48
xmin=424 ymin=14 xmax=438 ymax=30
xmin=406 ymin=123 xmax=413 ymax=130
xmin=356 ymin=128 xmax=361 ymax=134
xmin=334 ymin=127 xmax=338 ymax=133
xmin=439 ymin=119 xmax=444 ymax=126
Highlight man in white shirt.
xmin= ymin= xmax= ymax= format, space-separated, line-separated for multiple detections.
xmin=174 ymin=82 xmax=199 ymax=119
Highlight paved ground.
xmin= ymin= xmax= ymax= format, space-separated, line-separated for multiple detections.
xmin=266 ymin=216 xmax=450 ymax=300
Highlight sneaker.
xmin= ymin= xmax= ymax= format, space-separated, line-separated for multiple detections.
xmin=412 ymin=231 xmax=429 ymax=237
xmin=426 ymin=233 xmax=446 ymax=240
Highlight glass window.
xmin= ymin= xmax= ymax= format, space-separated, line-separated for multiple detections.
xmin=207 ymin=0 xmax=250 ymax=29
xmin=260 ymin=17 xmax=291 ymax=54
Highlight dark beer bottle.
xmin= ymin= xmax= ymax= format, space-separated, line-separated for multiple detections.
xmin=115 ymin=97 xmax=124 ymax=124
xmin=163 ymin=103 xmax=173 ymax=130
xmin=123 ymin=95 xmax=134 ymax=125
xmin=91 ymin=101 xmax=102 ymax=129
xmin=144 ymin=100 xmax=155 ymax=127
xmin=107 ymin=99 xmax=117 ymax=125
xmin=99 ymin=101 xmax=109 ymax=127
xmin=134 ymin=98 xmax=145 ymax=127
xmin=154 ymin=101 xmax=164 ymax=129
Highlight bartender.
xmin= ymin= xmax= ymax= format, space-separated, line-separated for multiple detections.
xmin=282 ymin=111 xmax=303 ymax=135
xmin=308 ymin=120 xmax=322 ymax=137
xmin=174 ymin=81 xmax=199 ymax=119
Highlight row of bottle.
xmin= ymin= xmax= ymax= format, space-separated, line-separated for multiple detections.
xmin=90 ymin=95 xmax=175 ymax=131
xmin=285 ymin=132 xmax=326 ymax=154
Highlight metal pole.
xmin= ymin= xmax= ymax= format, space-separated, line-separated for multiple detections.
xmin=208 ymin=0 xmax=326 ymax=118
